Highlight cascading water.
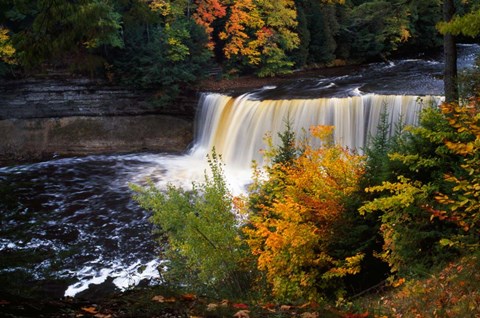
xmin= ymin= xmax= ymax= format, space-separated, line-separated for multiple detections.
xmin=189 ymin=92 xmax=441 ymax=170
xmin=0 ymin=44 xmax=477 ymax=298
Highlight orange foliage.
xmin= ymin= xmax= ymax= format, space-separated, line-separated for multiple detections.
xmin=193 ymin=0 xmax=227 ymax=49
xmin=432 ymin=100 xmax=480 ymax=235
xmin=219 ymin=0 xmax=264 ymax=62
xmin=244 ymin=126 xmax=365 ymax=300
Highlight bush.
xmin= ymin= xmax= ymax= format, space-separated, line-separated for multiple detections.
xmin=132 ymin=151 xmax=252 ymax=299
xmin=244 ymin=126 xmax=365 ymax=301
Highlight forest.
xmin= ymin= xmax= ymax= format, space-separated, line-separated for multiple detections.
xmin=1 ymin=0 xmax=480 ymax=102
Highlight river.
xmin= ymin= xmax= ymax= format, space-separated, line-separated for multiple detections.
xmin=0 ymin=44 xmax=478 ymax=299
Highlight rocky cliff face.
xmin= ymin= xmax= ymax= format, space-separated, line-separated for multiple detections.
xmin=0 ymin=76 xmax=197 ymax=164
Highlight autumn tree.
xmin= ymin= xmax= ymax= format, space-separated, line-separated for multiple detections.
xmin=193 ymin=0 xmax=227 ymax=49
xmin=432 ymin=100 xmax=480 ymax=247
xmin=359 ymin=104 xmax=470 ymax=276
xmin=219 ymin=0 xmax=300 ymax=76
xmin=219 ymin=0 xmax=264 ymax=68
xmin=244 ymin=126 xmax=365 ymax=301
xmin=0 ymin=26 xmax=15 ymax=75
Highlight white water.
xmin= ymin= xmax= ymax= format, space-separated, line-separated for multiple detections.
xmin=136 ymin=93 xmax=442 ymax=195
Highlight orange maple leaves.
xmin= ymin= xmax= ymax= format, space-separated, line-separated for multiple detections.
xmin=193 ymin=0 xmax=227 ymax=49
xmin=244 ymin=126 xmax=365 ymax=300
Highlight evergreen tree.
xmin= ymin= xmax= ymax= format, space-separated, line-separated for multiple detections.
xmin=5 ymin=0 xmax=123 ymax=72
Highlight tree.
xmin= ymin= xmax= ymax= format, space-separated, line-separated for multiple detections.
xmin=297 ymin=0 xmax=339 ymax=64
xmin=432 ymin=100 xmax=480 ymax=246
xmin=193 ymin=0 xmax=227 ymax=50
xmin=402 ymin=0 xmax=443 ymax=52
xmin=437 ymin=5 xmax=480 ymax=37
xmin=112 ymin=0 xmax=212 ymax=104
xmin=344 ymin=0 xmax=411 ymax=60
xmin=219 ymin=0 xmax=264 ymax=68
xmin=359 ymin=104 xmax=469 ymax=276
xmin=0 ymin=27 xmax=15 ymax=63
xmin=291 ymin=0 xmax=310 ymax=68
xmin=132 ymin=151 xmax=252 ymax=298
xmin=244 ymin=126 xmax=365 ymax=300
xmin=442 ymin=0 xmax=459 ymax=103
xmin=220 ymin=0 xmax=300 ymax=76
xmin=0 ymin=26 xmax=16 ymax=75
xmin=6 ymin=0 xmax=123 ymax=71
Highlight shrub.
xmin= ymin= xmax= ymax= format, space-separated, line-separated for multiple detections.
xmin=132 ymin=151 xmax=252 ymax=299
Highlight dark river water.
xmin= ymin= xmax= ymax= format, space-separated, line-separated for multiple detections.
xmin=0 ymin=154 xmax=174 ymax=297
xmin=1 ymin=44 xmax=479 ymax=299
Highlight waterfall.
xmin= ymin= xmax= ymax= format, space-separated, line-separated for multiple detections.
xmin=189 ymin=93 xmax=441 ymax=171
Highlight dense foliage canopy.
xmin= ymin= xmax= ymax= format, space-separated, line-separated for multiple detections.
xmin=2 ymin=0 xmax=480 ymax=101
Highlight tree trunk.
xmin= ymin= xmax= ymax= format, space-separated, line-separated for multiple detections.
xmin=443 ymin=0 xmax=458 ymax=102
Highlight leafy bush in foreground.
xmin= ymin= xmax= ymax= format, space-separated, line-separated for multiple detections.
xmin=132 ymin=151 xmax=252 ymax=299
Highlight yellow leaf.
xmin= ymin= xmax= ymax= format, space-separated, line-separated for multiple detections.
xmin=152 ymin=295 xmax=176 ymax=303
xmin=81 ymin=306 xmax=98 ymax=314
xmin=152 ymin=295 xmax=165 ymax=302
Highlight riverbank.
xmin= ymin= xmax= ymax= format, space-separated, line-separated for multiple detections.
xmin=2 ymin=252 xmax=478 ymax=317
xmin=0 ymin=286 xmax=344 ymax=317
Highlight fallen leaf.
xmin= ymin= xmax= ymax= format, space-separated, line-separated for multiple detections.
xmin=152 ymin=295 xmax=165 ymax=302
xmin=233 ymin=310 xmax=250 ymax=318
xmin=220 ymin=299 xmax=229 ymax=307
xmin=164 ymin=297 xmax=177 ymax=303
xmin=94 ymin=314 xmax=112 ymax=318
xmin=262 ymin=303 xmax=276 ymax=312
xmin=207 ymin=303 xmax=218 ymax=311
xmin=280 ymin=305 xmax=292 ymax=311
xmin=301 ymin=312 xmax=319 ymax=318
xmin=181 ymin=293 xmax=197 ymax=301
xmin=152 ymin=295 xmax=176 ymax=303
xmin=232 ymin=303 xmax=249 ymax=309
xmin=299 ymin=301 xmax=319 ymax=309
xmin=81 ymin=307 xmax=98 ymax=314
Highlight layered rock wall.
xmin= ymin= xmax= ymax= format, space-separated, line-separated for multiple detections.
xmin=0 ymin=76 xmax=197 ymax=164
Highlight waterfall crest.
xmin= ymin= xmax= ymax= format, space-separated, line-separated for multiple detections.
xmin=190 ymin=93 xmax=441 ymax=170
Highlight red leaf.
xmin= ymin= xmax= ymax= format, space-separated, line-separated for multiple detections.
xmin=232 ymin=303 xmax=249 ymax=309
